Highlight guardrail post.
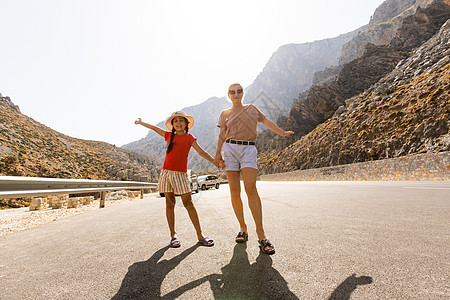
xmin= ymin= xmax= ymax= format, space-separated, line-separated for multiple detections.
xmin=100 ymin=191 xmax=105 ymax=208
xmin=140 ymin=189 xmax=144 ymax=199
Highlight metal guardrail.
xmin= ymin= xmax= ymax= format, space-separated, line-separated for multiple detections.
xmin=0 ymin=176 xmax=157 ymax=208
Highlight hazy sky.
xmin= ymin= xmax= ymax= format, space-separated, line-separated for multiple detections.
xmin=1 ymin=0 xmax=385 ymax=146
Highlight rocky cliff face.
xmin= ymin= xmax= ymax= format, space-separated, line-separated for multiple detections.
xmin=122 ymin=0 xmax=449 ymax=174
xmin=243 ymin=29 xmax=360 ymax=122
xmin=0 ymin=100 xmax=160 ymax=181
xmin=259 ymin=19 xmax=450 ymax=174
xmin=0 ymin=93 xmax=20 ymax=113
xmin=122 ymin=31 xmax=361 ymax=172
xmin=257 ymin=0 xmax=450 ymax=154
xmin=390 ymin=0 xmax=450 ymax=50
xmin=338 ymin=0 xmax=446 ymax=64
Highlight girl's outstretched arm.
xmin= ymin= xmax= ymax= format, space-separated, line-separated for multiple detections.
xmin=191 ymin=140 xmax=219 ymax=168
xmin=261 ymin=118 xmax=294 ymax=137
xmin=134 ymin=118 xmax=165 ymax=137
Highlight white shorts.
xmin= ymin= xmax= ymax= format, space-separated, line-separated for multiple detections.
xmin=221 ymin=142 xmax=257 ymax=171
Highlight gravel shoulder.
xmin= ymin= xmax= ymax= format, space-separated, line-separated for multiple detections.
xmin=0 ymin=192 xmax=157 ymax=237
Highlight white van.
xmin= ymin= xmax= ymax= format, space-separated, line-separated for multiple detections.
xmin=197 ymin=174 xmax=220 ymax=190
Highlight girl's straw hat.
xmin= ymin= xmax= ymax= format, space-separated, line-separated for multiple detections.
xmin=165 ymin=111 xmax=195 ymax=130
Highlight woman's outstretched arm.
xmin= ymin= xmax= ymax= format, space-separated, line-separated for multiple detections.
xmin=261 ymin=118 xmax=294 ymax=137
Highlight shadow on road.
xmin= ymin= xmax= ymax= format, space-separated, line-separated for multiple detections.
xmin=164 ymin=243 xmax=298 ymax=299
xmin=111 ymin=244 xmax=200 ymax=300
xmin=328 ymin=273 xmax=373 ymax=300
xmin=112 ymin=243 xmax=372 ymax=299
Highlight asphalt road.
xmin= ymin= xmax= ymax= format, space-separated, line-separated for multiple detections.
xmin=0 ymin=181 xmax=449 ymax=299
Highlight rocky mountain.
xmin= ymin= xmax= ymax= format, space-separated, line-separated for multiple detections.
xmin=0 ymin=99 xmax=160 ymax=182
xmin=122 ymin=30 xmax=361 ymax=171
xmin=243 ymin=29 xmax=360 ymax=121
xmin=339 ymin=0 xmax=439 ymax=64
xmin=258 ymin=18 xmax=450 ymax=174
xmin=0 ymin=93 xmax=20 ymax=113
xmin=9 ymin=0 xmax=442 ymax=179
xmin=257 ymin=0 xmax=450 ymax=153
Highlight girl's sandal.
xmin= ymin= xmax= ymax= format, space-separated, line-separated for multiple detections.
xmin=235 ymin=232 xmax=248 ymax=243
xmin=169 ymin=237 xmax=181 ymax=248
xmin=259 ymin=239 xmax=275 ymax=255
xmin=198 ymin=237 xmax=214 ymax=247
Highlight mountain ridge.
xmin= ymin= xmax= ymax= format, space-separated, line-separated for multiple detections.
xmin=0 ymin=101 xmax=160 ymax=182
xmin=122 ymin=30 xmax=362 ymax=171
xmin=2 ymin=0 xmax=448 ymax=181
xmin=339 ymin=0 xmax=440 ymax=64
xmin=257 ymin=0 xmax=450 ymax=154
xmin=259 ymin=18 xmax=450 ymax=174
xmin=123 ymin=0 xmax=450 ymax=174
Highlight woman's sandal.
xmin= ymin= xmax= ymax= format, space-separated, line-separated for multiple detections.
xmin=198 ymin=237 xmax=214 ymax=247
xmin=235 ymin=232 xmax=248 ymax=243
xmin=169 ymin=237 xmax=181 ymax=248
xmin=259 ymin=239 xmax=275 ymax=255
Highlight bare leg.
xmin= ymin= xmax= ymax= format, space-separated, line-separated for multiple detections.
xmin=226 ymin=171 xmax=248 ymax=233
xmin=180 ymin=193 xmax=204 ymax=240
xmin=241 ymin=167 xmax=267 ymax=241
xmin=165 ymin=192 xmax=177 ymax=239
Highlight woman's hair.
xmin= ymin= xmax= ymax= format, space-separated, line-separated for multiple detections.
xmin=228 ymin=83 xmax=242 ymax=92
xmin=166 ymin=117 xmax=189 ymax=154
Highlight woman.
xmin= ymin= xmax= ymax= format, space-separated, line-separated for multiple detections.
xmin=214 ymin=83 xmax=294 ymax=254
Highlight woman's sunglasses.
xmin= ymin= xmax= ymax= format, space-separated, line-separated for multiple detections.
xmin=228 ymin=89 xmax=243 ymax=95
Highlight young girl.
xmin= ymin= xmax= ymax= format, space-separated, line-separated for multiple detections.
xmin=135 ymin=111 xmax=216 ymax=248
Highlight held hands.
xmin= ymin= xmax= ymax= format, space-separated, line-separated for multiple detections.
xmin=212 ymin=158 xmax=221 ymax=169
xmin=218 ymin=159 xmax=225 ymax=168
xmin=214 ymin=155 xmax=225 ymax=169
